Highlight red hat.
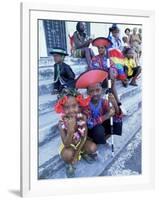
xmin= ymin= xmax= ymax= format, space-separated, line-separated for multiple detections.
xmin=75 ymin=69 xmax=108 ymax=89
xmin=92 ymin=37 xmax=112 ymax=48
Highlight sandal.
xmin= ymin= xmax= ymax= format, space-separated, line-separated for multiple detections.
xmin=105 ymin=141 xmax=111 ymax=149
xmin=129 ymin=82 xmax=138 ymax=86
xmin=66 ymin=164 xmax=75 ymax=178
xmin=122 ymin=79 xmax=128 ymax=88
xmin=82 ymin=153 xmax=95 ymax=164
xmin=88 ymin=152 xmax=98 ymax=161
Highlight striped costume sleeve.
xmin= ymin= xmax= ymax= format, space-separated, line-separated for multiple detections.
xmin=83 ymin=99 xmax=109 ymax=129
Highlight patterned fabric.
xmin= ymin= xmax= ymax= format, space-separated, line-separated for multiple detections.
xmin=110 ymin=57 xmax=125 ymax=65
xmin=60 ymin=113 xmax=86 ymax=142
xmin=83 ymin=98 xmax=109 ymax=129
xmin=53 ymin=62 xmax=75 ymax=91
xmin=91 ymin=55 xmax=108 ymax=70
xmin=114 ymin=63 xmax=127 ymax=80
xmin=108 ymin=48 xmax=127 ymax=80
xmin=54 ymin=62 xmax=75 ymax=84
xmin=83 ymin=98 xmax=123 ymax=130
xmin=91 ymin=55 xmax=126 ymax=80
xmin=108 ymin=35 xmax=123 ymax=50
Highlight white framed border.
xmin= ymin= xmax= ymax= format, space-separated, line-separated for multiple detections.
xmin=20 ymin=2 xmax=155 ymax=197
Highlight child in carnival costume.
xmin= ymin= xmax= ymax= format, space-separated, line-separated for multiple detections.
xmin=76 ymin=69 xmax=123 ymax=146
xmin=91 ymin=37 xmax=127 ymax=104
xmin=122 ymin=47 xmax=141 ymax=86
xmin=50 ymin=47 xmax=75 ymax=94
xmin=54 ymin=88 xmax=97 ymax=178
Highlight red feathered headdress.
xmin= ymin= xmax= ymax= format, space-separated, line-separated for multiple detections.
xmin=54 ymin=94 xmax=91 ymax=113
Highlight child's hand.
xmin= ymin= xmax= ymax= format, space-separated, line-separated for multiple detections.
xmin=108 ymin=94 xmax=117 ymax=106
xmin=66 ymin=116 xmax=76 ymax=133
xmin=109 ymin=107 xmax=115 ymax=117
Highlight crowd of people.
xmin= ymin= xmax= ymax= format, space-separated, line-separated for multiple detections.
xmin=49 ymin=22 xmax=142 ymax=177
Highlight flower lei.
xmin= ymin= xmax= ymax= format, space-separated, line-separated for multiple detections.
xmin=60 ymin=113 xmax=86 ymax=141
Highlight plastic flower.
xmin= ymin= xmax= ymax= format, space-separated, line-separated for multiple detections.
xmin=76 ymin=95 xmax=91 ymax=107
xmin=54 ymin=96 xmax=68 ymax=113
xmin=54 ymin=102 xmax=63 ymax=113
xmin=59 ymin=96 xmax=68 ymax=105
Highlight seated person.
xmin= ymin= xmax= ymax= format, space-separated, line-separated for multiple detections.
xmin=129 ymin=27 xmax=142 ymax=64
xmin=91 ymin=37 xmax=126 ymax=105
xmin=73 ymin=22 xmax=94 ymax=69
xmin=123 ymin=47 xmax=141 ymax=86
xmin=50 ymin=47 xmax=75 ymax=94
xmin=108 ymin=24 xmax=122 ymax=50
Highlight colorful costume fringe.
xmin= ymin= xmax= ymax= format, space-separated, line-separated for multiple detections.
xmin=108 ymin=48 xmax=127 ymax=80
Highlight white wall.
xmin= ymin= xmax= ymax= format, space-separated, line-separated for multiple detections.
xmin=66 ymin=21 xmax=77 ymax=54
xmin=39 ymin=20 xmax=47 ymax=58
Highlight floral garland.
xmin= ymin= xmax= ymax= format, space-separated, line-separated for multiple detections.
xmin=54 ymin=96 xmax=68 ymax=113
xmin=60 ymin=113 xmax=86 ymax=141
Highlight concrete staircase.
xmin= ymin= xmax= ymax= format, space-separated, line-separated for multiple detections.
xmin=38 ymin=56 xmax=142 ymax=179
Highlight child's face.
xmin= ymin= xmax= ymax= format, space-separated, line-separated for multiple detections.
xmin=112 ymin=30 xmax=120 ymax=38
xmin=127 ymin=49 xmax=135 ymax=59
xmin=125 ymin=30 xmax=130 ymax=36
xmin=122 ymin=37 xmax=128 ymax=43
xmin=87 ymin=83 xmax=102 ymax=103
xmin=79 ymin=22 xmax=85 ymax=32
xmin=63 ymin=96 xmax=79 ymax=117
xmin=98 ymin=46 xmax=106 ymax=55
xmin=53 ymin=54 xmax=64 ymax=63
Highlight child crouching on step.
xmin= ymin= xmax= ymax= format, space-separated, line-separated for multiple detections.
xmin=54 ymin=88 xmax=97 ymax=178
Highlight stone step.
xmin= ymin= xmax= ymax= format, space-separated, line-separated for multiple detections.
xmin=38 ymin=112 xmax=60 ymax=146
xmin=38 ymin=108 xmax=141 ymax=179
xmin=38 ymin=107 xmax=141 ymax=169
xmin=39 ymin=67 xmax=53 ymax=81
xmin=39 ymin=67 xmax=141 ymax=95
xmin=39 ymin=89 xmax=141 ymax=155
xmin=39 ymin=56 xmax=87 ymax=81
xmin=39 ymin=79 xmax=141 ymax=116
xmin=38 ymin=68 xmax=88 ymax=96
xmin=39 ymin=64 xmax=87 ymax=81
xmin=39 ymin=94 xmax=57 ymax=115
xmin=39 ymin=56 xmax=87 ymax=68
